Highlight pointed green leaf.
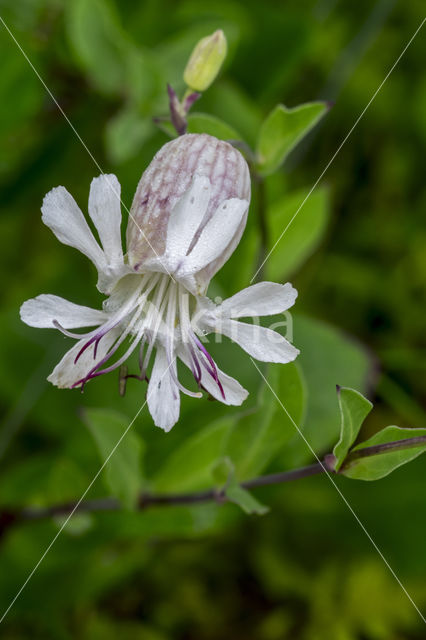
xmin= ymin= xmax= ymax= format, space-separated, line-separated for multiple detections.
xmin=283 ymin=315 xmax=373 ymax=467
xmin=225 ymin=482 xmax=269 ymax=515
xmin=212 ymin=457 xmax=269 ymax=515
xmin=186 ymin=113 xmax=243 ymax=142
xmin=333 ymin=387 xmax=373 ymax=470
xmin=342 ymin=426 xmax=426 ymax=481
xmin=152 ymin=417 xmax=234 ymax=493
xmin=207 ymin=81 xmax=263 ymax=146
xmin=83 ymin=409 xmax=144 ymax=509
xmin=226 ymin=362 xmax=305 ymax=480
xmin=256 ymin=102 xmax=328 ymax=175
xmin=267 ymin=186 xmax=330 ymax=281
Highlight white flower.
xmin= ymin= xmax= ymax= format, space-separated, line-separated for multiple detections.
xmin=20 ymin=134 xmax=299 ymax=432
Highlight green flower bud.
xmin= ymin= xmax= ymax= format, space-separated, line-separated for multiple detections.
xmin=183 ymin=29 xmax=227 ymax=92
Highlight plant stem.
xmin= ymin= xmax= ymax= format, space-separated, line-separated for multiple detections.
xmin=343 ymin=435 xmax=426 ymax=464
xmin=1 ymin=436 xmax=425 ymax=536
xmin=15 ymin=462 xmax=323 ymax=524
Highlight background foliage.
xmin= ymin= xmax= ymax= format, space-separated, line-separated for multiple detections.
xmin=0 ymin=0 xmax=425 ymax=638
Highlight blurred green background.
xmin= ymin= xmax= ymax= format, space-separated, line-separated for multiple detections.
xmin=0 ymin=0 xmax=425 ymax=638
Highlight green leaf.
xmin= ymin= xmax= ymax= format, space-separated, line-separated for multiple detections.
xmin=0 ymin=37 xmax=43 ymax=178
xmin=267 ymin=186 xmax=330 ymax=280
xmin=256 ymin=102 xmax=328 ymax=175
xmin=53 ymin=513 xmax=94 ymax=536
xmin=83 ymin=408 xmax=144 ymax=509
xmin=333 ymin=387 xmax=373 ymax=470
xmin=105 ymin=107 xmax=154 ymax=164
xmin=226 ymin=362 xmax=305 ymax=480
xmin=206 ymin=81 xmax=263 ymax=146
xmin=0 ymin=454 xmax=88 ymax=507
xmin=342 ymin=426 xmax=426 ymax=481
xmin=225 ymin=482 xmax=269 ymax=515
xmin=153 ymin=117 xmax=177 ymax=139
xmin=283 ymin=315 xmax=373 ymax=466
xmin=49 ymin=458 xmax=95 ymax=535
xmin=48 ymin=457 xmax=91 ymax=503
xmin=66 ymin=0 xmax=128 ymax=95
xmin=152 ymin=417 xmax=234 ymax=493
xmin=186 ymin=112 xmax=243 ymax=142
xmin=211 ymin=456 xmax=234 ymax=487
xmin=210 ymin=457 xmax=269 ymax=515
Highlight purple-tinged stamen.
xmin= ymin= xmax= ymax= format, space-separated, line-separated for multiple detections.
xmin=73 ymin=313 xmax=134 ymax=364
xmin=72 ymin=345 xmax=118 ymax=388
xmin=73 ymin=313 xmax=148 ymax=388
xmin=74 ymin=325 xmax=115 ymax=364
xmin=86 ymin=316 xmax=149 ymax=380
xmin=191 ymin=332 xmax=225 ymax=400
xmin=53 ymin=320 xmax=101 ymax=340
xmin=74 ymin=290 xmax=151 ymax=365
xmin=187 ymin=343 xmax=202 ymax=385
xmin=191 ymin=333 xmax=217 ymax=379
xmin=55 ymin=276 xmax=151 ymax=349
xmin=216 ymin=377 xmax=225 ymax=401
xmin=73 ymin=276 xmax=154 ymax=364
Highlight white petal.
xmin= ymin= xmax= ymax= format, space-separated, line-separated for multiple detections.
xmin=102 ymin=273 xmax=145 ymax=314
xmin=41 ymin=186 xmax=106 ymax=271
xmin=181 ymin=198 xmax=249 ymax=275
xmin=20 ymin=294 xmax=107 ymax=329
xmin=218 ymin=319 xmax=299 ymax=363
xmin=96 ymin=262 xmax=133 ymax=296
xmin=47 ymin=328 xmax=120 ymax=388
xmin=218 ymin=282 xmax=298 ymax=318
xmin=178 ymin=347 xmax=248 ymax=406
xmin=88 ymin=174 xmax=123 ymax=266
xmin=147 ymin=347 xmax=180 ymax=432
xmin=166 ymin=175 xmax=211 ymax=263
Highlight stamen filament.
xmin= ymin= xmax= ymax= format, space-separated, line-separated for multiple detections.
xmin=165 ymin=283 xmax=201 ymax=398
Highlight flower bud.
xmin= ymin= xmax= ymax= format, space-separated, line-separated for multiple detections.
xmin=183 ymin=30 xmax=227 ymax=92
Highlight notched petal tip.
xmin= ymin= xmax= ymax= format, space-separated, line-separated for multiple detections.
xmin=88 ymin=173 xmax=124 ymax=266
xmin=41 ymin=186 xmax=75 ymax=229
xmin=40 ymin=184 xmax=106 ymax=272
